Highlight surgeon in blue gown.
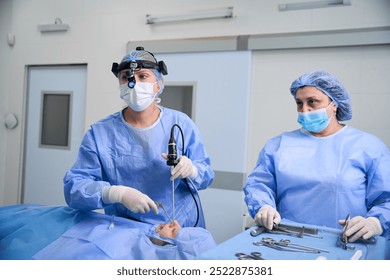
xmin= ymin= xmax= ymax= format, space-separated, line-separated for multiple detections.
xmin=64 ymin=46 xmax=214 ymax=228
xmin=244 ymin=70 xmax=390 ymax=242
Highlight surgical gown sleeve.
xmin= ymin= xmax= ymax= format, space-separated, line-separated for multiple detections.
xmin=243 ymin=135 xmax=281 ymax=218
xmin=64 ymin=126 xmax=111 ymax=211
xmin=365 ymin=152 xmax=390 ymax=238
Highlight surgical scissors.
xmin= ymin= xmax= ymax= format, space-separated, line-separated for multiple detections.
xmin=155 ymin=202 xmax=173 ymax=223
xmin=235 ymin=252 xmax=264 ymax=260
xmin=276 ymin=238 xmax=330 ymax=253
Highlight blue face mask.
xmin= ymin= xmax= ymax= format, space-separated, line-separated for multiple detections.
xmin=297 ymin=102 xmax=334 ymax=133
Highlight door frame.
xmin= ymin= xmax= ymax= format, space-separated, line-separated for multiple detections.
xmin=21 ymin=63 xmax=87 ymax=204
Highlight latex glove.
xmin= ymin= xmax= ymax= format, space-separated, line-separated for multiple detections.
xmin=161 ymin=154 xmax=197 ymax=180
xmin=254 ymin=205 xmax=281 ymax=230
xmin=107 ymin=186 xmax=158 ymax=214
xmin=338 ymin=216 xmax=383 ymax=242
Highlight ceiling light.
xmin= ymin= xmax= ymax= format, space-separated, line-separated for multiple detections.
xmin=146 ymin=7 xmax=234 ymax=25
xmin=278 ymin=0 xmax=351 ymax=11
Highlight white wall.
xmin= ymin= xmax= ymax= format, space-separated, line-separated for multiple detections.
xmin=0 ymin=0 xmax=389 ymax=242
xmin=247 ymin=45 xmax=390 ymax=173
xmin=0 ymin=0 xmax=13 ymax=205
xmin=158 ymin=51 xmax=251 ymax=173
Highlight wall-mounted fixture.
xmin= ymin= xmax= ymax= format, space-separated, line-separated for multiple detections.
xmin=4 ymin=113 xmax=18 ymax=129
xmin=146 ymin=7 xmax=234 ymax=25
xmin=38 ymin=18 xmax=69 ymax=33
xmin=7 ymin=33 xmax=15 ymax=47
xmin=278 ymin=0 xmax=351 ymax=11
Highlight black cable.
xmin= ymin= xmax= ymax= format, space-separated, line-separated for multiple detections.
xmin=168 ymin=124 xmax=200 ymax=227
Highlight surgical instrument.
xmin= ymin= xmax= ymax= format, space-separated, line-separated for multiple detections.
xmin=276 ymin=238 xmax=329 ymax=253
xmin=166 ymin=123 xmax=202 ymax=227
xmin=250 ymin=226 xmax=266 ymax=237
xmin=235 ymin=252 xmax=265 ymax=260
xmin=155 ymin=202 xmax=173 ymax=223
xmin=253 ymin=237 xmax=329 ymax=253
xmin=172 ymin=179 xmax=175 ymax=221
xmin=251 ymin=223 xmax=321 ymax=238
xmin=337 ymin=214 xmax=377 ymax=250
xmin=272 ymin=223 xmax=322 ymax=238
xmin=338 ymin=214 xmax=355 ymax=250
xmin=166 ymin=124 xmax=180 ymax=223
xmin=275 ymin=223 xmax=318 ymax=235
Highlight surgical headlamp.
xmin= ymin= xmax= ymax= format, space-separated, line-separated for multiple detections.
xmin=111 ymin=47 xmax=168 ymax=88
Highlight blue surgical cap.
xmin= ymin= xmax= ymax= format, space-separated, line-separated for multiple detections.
xmin=121 ymin=49 xmax=165 ymax=96
xmin=290 ymin=70 xmax=352 ymax=121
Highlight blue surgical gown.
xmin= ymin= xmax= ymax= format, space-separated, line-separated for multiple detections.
xmin=64 ymin=106 xmax=214 ymax=228
xmin=244 ymin=126 xmax=390 ymax=238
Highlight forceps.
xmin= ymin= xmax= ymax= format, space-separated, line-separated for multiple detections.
xmin=253 ymin=237 xmax=329 ymax=253
xmin=235 ymin=252 xmax=264 ymax=260
xmin=155 ymin=202 xmax=173 ymax=223
xmin=338 ymin=214 xmax=377 ymax=250
xmin=272 ymin=223 xmax=322 ymax=238
xmin=338 ymin=214 xmax=356 ymax=250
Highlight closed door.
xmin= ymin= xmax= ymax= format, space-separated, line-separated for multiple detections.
xmin=23 ymin=65 xmax=87 ymax=205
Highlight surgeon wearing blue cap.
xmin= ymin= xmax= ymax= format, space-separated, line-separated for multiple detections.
xmin=64 ymin=47 xmax=214 ymax=228
xmin=244 ymin=70 xmax=390 ymax=242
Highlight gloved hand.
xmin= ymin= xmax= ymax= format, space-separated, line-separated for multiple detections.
xmin=254 ymin=205 xmax=281 ymax=230
xmin=106 ymin=186 xmax=158 ymax=214
xmin=161 ymin=154 xmax=197 ymax=180
xmin=338 ymin=216 xmax=383 ymax=242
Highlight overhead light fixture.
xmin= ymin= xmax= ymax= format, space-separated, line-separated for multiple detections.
xmin=38 ymin=18 xmax=69 ymax=33
xmin=278 ymin=0 xmax=351 ymax=11
xmin=146 ymin=7 xmax=234 ymax=25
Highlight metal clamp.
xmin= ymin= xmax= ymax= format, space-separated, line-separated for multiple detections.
xmin=253 ymin=237 xmax=329 ymax=254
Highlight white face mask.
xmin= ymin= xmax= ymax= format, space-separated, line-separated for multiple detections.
xmin=120 ymin=81 xmax=157 ymax=112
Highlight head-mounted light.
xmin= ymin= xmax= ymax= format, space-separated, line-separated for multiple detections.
xmin=111 ymin=47 xmax=168 ymax=89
